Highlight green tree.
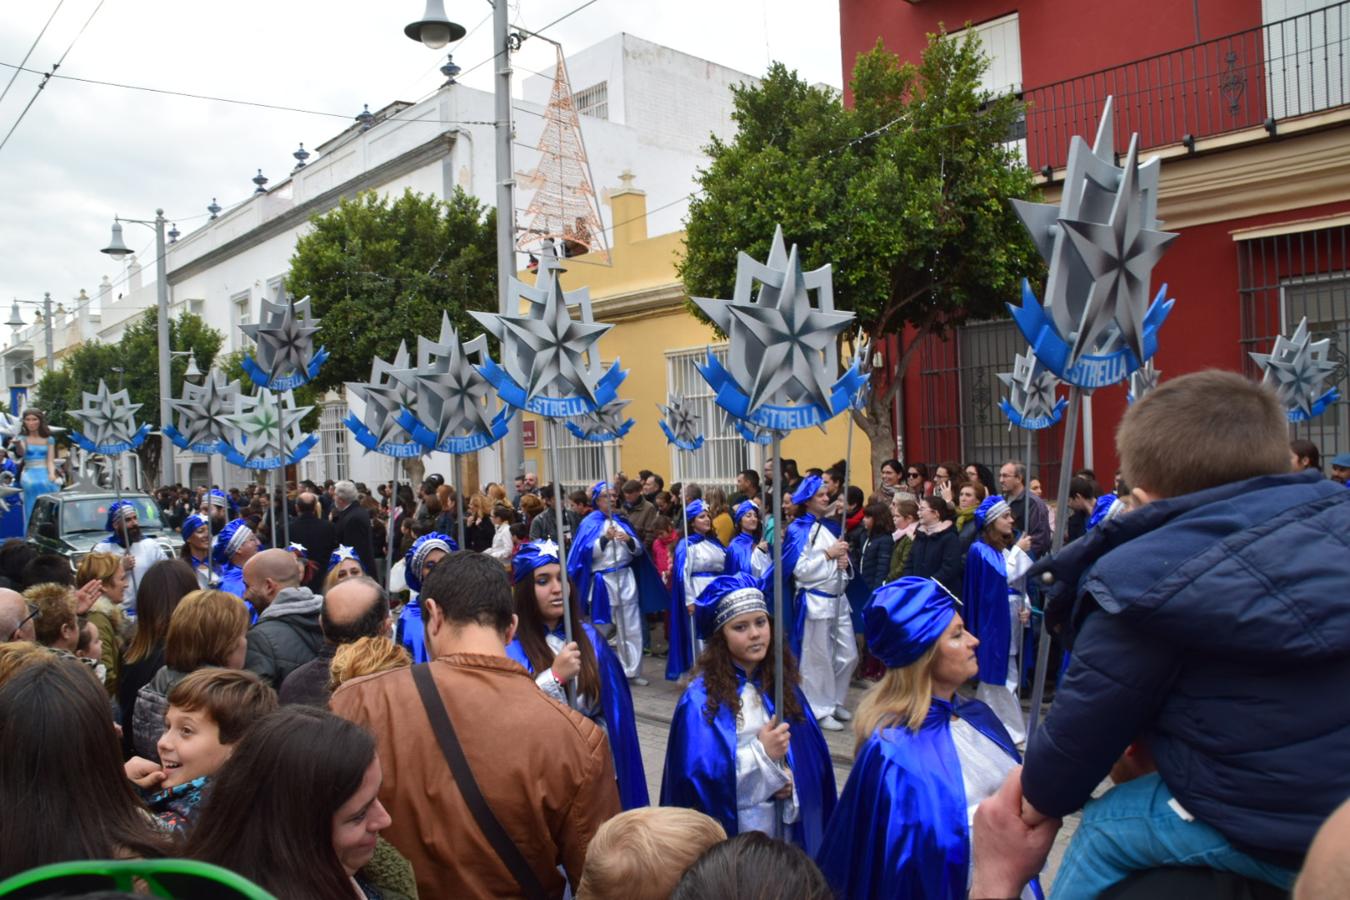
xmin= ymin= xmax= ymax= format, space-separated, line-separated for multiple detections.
xmin=287 ymin=187 xmax=498 ymax=391
xmin=678 ymin=32 xmax=1043 ymax=478
xmin=33 ymin=310 xmax=224 ymax=486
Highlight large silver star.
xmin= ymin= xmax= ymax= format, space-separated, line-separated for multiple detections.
xmin=170 ymin=370 xmax=242 ymax=450
xmin=1250 ymin=317 xmax=1338 ymax=418
xmin=471 ymin=254 xmax=611 ymax=408
xmin=659 ymin=393 xmax=703 ymax=446
xmin=999 ymin=352 xmax=1060 ymax=423
xmin=0 ymin=411 xmax=22 ymax=442
xmin=1129 ymin=360 xmax=1161 ymax=403
xmin=396 ymin=314 xmax=499 ymax=442
xmin=1058 ymin=136 xmax=1178 ymax=366
xmin=70 ymin=380 xmax=142 ymax=448
xmin=694 ymin=227 xmax=854 ymax=416
xmin=222 ymin=389 xmax=312 ymax=463
xmin=574 ymin=398 xmax=632 ymax=439
xmin=347 ymin=341 xmax=417 ymax=447
xmin=241 ymin=294 xmax=321 ymax=382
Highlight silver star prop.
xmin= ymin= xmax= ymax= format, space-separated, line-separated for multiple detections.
xmin=395 ymin=314 xmax=499 ymax=441
xmin=999 ymin=352 xmax=1061 ymax=423
xmin=1129 ymin=360 xmax=1161 ymax=403
xmin=693 ymin=225 xmax=853 ymax=416
xmin=170 ymin=370 xmax=243 ymax=450
xmin=0 ymin=411 xmax=21 ymax=443
xmin=1250 ymin=317 xmax=1339 ymax=418
xmin=69 ymin=380 xmax=143 ymax=449
xmin=574 ymin=398 xmax=632 ymax=439
xmin=240 ymin=294 xmax=321 ymax=381
xmin=347 ymin=341 xmax=417 ymax=447
xmin=0 ymin=467 xmax=19 ymax=513
xmin=1012 ymin=97 xmax=1174 ymax=365
xmin=222 ymin=389 xmax=312 ymax=463
xmin=470 ymin=253 xmax=610 ymax=407
xmin=659 ymin=393 xmax=703 ymax=446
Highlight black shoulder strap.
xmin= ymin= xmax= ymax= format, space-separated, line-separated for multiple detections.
xmin=410 ymin=663 xmax=549 ymax=900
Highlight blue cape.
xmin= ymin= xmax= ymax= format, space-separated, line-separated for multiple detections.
xmin=725 ymin=532 xmax=759 ymax=577
xmin=395 ymin=601 xmax=429 ymax=664
xmin=816 ymin=695 xmax=1040 ymax=900
xmin=780 ymin=515 xmax=840 ymax=660
xmin=506 ymin=621 xmax=649 ymax=810
xmin=665 ymin=534 xmax=728 ymax=681
xmin=567 ymin=511 xmax=668 ymax=625
xmin=217 ymin=564 xmax=257 ymax=624
xmin=660 ymin=670 xmax=837 ymax=856
xmin=0 ymin=459 xmax=25 ymax=540
xmin=962 ymin=540 xmax=1012 ymax=684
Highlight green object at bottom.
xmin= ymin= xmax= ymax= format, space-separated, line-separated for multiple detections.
xmin=0 ymin=858 xmax=276 ymax=899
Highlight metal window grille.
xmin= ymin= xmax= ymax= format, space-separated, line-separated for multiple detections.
xmin=1238 ymin=223 xmax=1350 ymax=457
xmin=664 ymin=344 xmax=748 ymax=495
xmin=318 ymin=401 xmax=350 ymax=482
xmin=917 ymin=320 xmax=1064 ymax=482
xmin=572 ymin=82 xmax=609 ymax=120
xmin=542 ymin=417 xmax=617 ymax=493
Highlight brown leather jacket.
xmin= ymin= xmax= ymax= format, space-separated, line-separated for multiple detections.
xmin=620 ymin=497 xmax=661 ymax=551
xmin=332 ymin=653 xmax=620 ymax=899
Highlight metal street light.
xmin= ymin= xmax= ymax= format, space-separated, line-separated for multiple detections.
xmin=405 ymin=0 xmax=523 ymax=480
xmin=7 ymin=293 xmax=58 ymax=373
xmin=101 ymin=210 xmax=174 ymax=487
xmin=171 ymin=349 xmax=202 ymax=380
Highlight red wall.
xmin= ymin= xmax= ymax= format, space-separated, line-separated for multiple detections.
xmin=839 ymin=0 xmax=1262 ymax=98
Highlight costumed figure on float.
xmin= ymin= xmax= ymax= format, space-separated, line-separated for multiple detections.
xmin=17 ymin=408 xmax=59 ymax=526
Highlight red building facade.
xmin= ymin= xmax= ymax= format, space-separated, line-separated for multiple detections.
xmin=842 ymin=0 xmax=1350 ymax=485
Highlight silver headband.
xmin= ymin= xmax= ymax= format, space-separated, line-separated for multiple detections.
xmin=713 ymin=587 xmax=769 ymax=633
xmin=412 ymin=539 xmax=452 ymax=575
xmin=225 ymin=525 xmax=255 ymax=558
xmin=979 ymin=499 xmax=1011 ymax=527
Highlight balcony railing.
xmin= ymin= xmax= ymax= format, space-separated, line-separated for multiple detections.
xmin=1023 ymin=1 xmax=1350 ymax=172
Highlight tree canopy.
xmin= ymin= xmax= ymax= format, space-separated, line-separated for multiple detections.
xmin=287 ymin=187 xmax=498 ymax=390
xmin=678 ymin=31 xmax=1044 ymax=473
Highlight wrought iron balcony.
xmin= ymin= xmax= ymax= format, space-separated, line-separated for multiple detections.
xmin=1023 ymin=1 xmax=1350 ymax=172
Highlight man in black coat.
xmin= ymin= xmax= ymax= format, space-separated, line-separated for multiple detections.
xmin=289 ymin=491 xmax=336 ymax=593
xmin=331 ymin=480 xmax=376 ymax=577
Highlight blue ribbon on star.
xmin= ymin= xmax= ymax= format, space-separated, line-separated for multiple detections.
xmin=241 ymin=348 xmax=330 ymax=391
xmin=733 ymin=421 xmax=773 ymax=445
xmin=69 ymin=424 xmax=152 ymax=456
xmin=163 ymin=424 xmax=223 ymax=455
xmin=999 ymin=396 xmax=1068 ymax=431
xmin=696 ymin=351 xmax=865 ymax=432
xmin=566 ymin=415 xmax=635 ymax=443
xmin=1007 ymin=279 xmax=1173 ymax=389
xmin=658 ymin=419 xmax=706 ymax=451
xmin=221 ymin=433 xmax=319 ymax=470
xmin=343 ymin=413 xmax=426 ymax=458
xmin=1287 ymin=387 xmax=1341 ymax=423
xmin=394 ymin=404 xmax=515 ymax=455
xmin=476 ymin=357 xmax=625 ymax=419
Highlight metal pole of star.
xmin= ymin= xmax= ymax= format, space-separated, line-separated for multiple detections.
xmin=770 ymin=430 xmax=785 ymax=724
xmin=387 ymin=457 xmax=399 ymax=587
xmin=545 ymin=418 xmax=579 ymax=709
xmin=451 ymin=455 xmax=465 ymax=557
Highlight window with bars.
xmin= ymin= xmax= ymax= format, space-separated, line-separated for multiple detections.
xmin=573 ymin=82 xmax=609 ymax=120
xmin=1238 ymin=223 xmax=1350 ymax=457
xmin=319 ymin=401 xmax=350 ymax=482
xmin=540 ymin=419 xmax=617 ymax=492
xmin=664 ymin=344 xmax=750 ymax=495
xmin=231 ymin=291 xmax=250 ymax=350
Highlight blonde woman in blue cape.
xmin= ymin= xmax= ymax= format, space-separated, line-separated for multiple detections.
xmin=398 ymin=532 xmax=456 ymax=664
xmin=961 ymin=495 xmax=1033 ymax=745
xmin=780 ymin=474 xmax=856 ymax=732
xmin=725 ymin=500 xmax=770 ymax=578
xmin=665 ymin=499 xmax=728 ymax=681
xmin=815 ymin=577 xmax=1041 ymax=899
xmin=506 ymin=539 xmax=649 ymax=809
xmin=567 ymin=481 xmax=668 ymax=686
xmin=660 ymin=572 xmax=836 ymax=854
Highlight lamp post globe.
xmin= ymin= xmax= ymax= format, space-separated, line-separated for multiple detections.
xmin=101 ymin=218 xmax=132 ymax=259
xmin=405 ymin=0 xmax=465 ymax=49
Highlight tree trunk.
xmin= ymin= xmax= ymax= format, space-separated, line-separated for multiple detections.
xmin=857 ymin=392 xmax=897 ymax=496
xmin=136 ymin=440 xmax=162 ymax=491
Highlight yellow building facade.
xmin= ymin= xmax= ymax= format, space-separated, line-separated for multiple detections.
xmin=519 ymin=178 xmax=872 ymax=492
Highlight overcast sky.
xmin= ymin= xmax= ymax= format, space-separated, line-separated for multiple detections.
xmin=0 ymin=0 xmax=842 ymax=321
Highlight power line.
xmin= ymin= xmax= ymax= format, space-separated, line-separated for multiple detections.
xmin=0 ymin=0 xmax=105 ymax=156
xmin=0 ymin=0 xmax=65 ymax=109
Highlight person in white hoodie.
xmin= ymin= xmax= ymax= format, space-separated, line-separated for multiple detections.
xmin=485 ymin=504 xmax=515 ymax=562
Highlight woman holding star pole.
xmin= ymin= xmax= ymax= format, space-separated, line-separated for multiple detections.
xmin=507 ymin=539 xmax=649 ymax=809
xmin=667 ymin=498 xmax=728 ymax=680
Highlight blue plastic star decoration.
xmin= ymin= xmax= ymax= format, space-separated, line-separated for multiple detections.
xmin=165 ymin=370 xmax=243 ymax=454
xmin=239 ymin=293 xmax=329 ymax=390
xmin=693 ymin=225 xmax=862 ymax=433
xmin=566 ymin=398 xmax=635 ymax=443
xmin=220 ymin=389 xmax=318 ymax=471
xmin=69 ymin=379 xmax=150 ymax=455
xmin=344 ymin=341 xmax=423 ymax=458
xmin=1008 ymin=97 xmax=1177 ymax=389
xmin=998 ymin=352 xmax=1066 ymax=430
xmin=394 ymin=314 xmax=512 ymax=454
xmin=1127 ymin=360 xmax=1161 ymax=405
xmin=658 ymin=393 xmax=705 ymax=451
xmin=1249 ymin=317 xmax=1341 ymax=421
xmin=471 ymin=252 xmax=625 ymax=419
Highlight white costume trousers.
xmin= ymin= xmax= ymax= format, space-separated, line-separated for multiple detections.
xmin=800 ymin=591 xmax=858 ymax=720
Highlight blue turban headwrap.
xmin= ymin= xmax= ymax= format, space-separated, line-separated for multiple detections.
xmin=732 ymin=500 xmax=758 ymax=525
xmin=212 ymin=519 xmax=255 ymax=567
xmin=791 ymin=474 xmax=824 ymax=506
xmin=590 ymin=481 xmax=610 ymax=506
xmin=974 ymin=494 xmax=1012 ymax=529
xmin=404 ymin=532 xmax=458 ymax=593
xmin=1088 ymin=494 xmax=1125 ymax=530
xmin=105 ymin=500 xmax=137 ymax=534
xmin=206 ymin=489 xmax=237 ymax=515
xmin=180 ymin=513 xmax=209 ymax=544
xmin=512 ymin=539 xmax=561 ymax=584
xmin=695 ymin=572 xmax=770 ymax=641
xmin=864 ymin=576 xmax=958 ymax=670
xmin=685 ymin=499 xmax=706 ymax=523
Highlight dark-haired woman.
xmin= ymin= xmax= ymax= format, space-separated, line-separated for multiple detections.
xmin=877 ymin=459 xmax=904 ymax=502
xmin=185 ymin=706 xmax=406 ymax=900
xmin=673 ymin=831 xmax=832 ymax=900
xmin=179 ymin=513 xmax=214 ymax=589
xmin=119 ymin=558 xmax=199 ymax=755
xmin=661 ymin=573 xmax=835 ymax=855
xmin=506 ymin=540 xmax=648 ymax=809
xmin=17 ymin=407 xmax=58 ymax=525
xmin=902 ymin=495 xmax=963 ymax=599
xmin=725 ymin=500 xmax=769 ymax=579
xmin=666 ymin=499 xmax=727 ymax=681
xmin=0 ymin=656 xmax=168 ymax=879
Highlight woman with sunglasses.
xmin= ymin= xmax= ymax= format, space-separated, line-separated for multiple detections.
xmin=904 ymin=464 xmax=932 ymax=498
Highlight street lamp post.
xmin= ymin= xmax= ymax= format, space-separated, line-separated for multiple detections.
xmin=6 ymin=293 xmax=56 ymax=373
xmin=406 ymin=0 xmax=524 ymax=482
xmin=102 ymin=210 xmax=174 ymax=487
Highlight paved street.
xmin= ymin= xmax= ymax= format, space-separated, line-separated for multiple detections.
xmin=622 ymin=654 xmax=1080 ymax=889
